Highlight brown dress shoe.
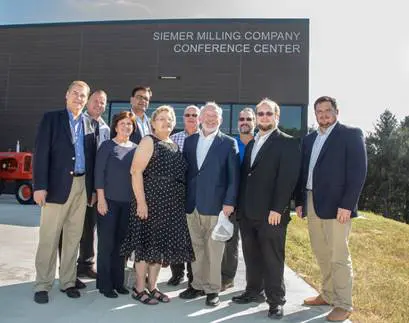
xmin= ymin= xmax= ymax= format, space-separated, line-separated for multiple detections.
xmin=303 ymin=294 xmax=330 ymax=306
xmin=327 ymin=307 xmax=351 ymax=322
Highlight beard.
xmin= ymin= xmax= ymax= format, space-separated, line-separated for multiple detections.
xmin=239 ymin=124 xmax=253 ymax=134
xmin=257 ymin=123 xmax=274 ymax=132
xmin=318 ymin=119 xmax=336 ymax=129
xmin=202 ymin=124 xmax=219 ymax=133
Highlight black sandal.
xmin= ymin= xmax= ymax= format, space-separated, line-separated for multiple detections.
xmin=131 ymin=288 xmax=159 ymax=305
xmin=149 ymin=288 xmax=170 ymax=303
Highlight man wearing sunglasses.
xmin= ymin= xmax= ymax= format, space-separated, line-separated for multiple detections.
xmin=170 ymin=105 xmax=200 ymax=153
xmin=129 ymin=86 xmax=152 ymax=144
xmin=232 ymin=99 xmax=300 ymax=320
xmin=167 ymin=105 xmax=200 ymax=286
xmin=221 ymin=107 xmax=256 ymax=292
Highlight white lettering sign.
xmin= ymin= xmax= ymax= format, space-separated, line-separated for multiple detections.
xmin=152 ymin=30 xmax=303 ymax=55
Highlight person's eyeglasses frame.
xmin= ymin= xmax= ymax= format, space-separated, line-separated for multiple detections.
xmin=184 ymin=113 xmax=198 ymax=118
xmin=134 ymin=94 xmax=150 ymax=102
xmin=256 ymin=111 xmax=274 ymax=117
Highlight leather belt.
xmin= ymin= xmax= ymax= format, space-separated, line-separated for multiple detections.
xmin=73 ymin=172 xmax=85 ymax=177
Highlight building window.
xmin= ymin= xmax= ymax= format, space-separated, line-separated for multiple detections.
xmin=105 ymin=102 xmax=304 ymax=137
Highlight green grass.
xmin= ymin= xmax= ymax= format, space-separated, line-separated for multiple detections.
xmin=286 ymin=212 xmax=409 ymax=323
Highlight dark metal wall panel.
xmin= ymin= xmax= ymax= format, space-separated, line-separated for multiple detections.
xmin=0 ymin=19 xmax=309 ymax=150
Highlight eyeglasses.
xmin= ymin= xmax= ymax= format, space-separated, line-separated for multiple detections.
xmin=239 ymin=117 xmax=253 ymax=122
xmin=134 ymin=94 xmax=150 ymax=102
xmin=155 ymin=117 xmax=174 ymax=122
xmin=256 ymin=111 xmax=274 ymax=117
xmin=184 ymin=113 xmax=198 ymax=118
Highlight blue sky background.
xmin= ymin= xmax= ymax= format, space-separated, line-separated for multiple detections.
xmin=1 ymin=0 xmax=408 ymax=132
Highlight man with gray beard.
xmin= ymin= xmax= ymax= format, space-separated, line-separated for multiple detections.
xmin=180 ymin=102 xmax=240 ymax=307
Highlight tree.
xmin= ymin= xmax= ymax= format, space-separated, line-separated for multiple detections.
xmin=362 ymin=110 xmax=399 ymax=219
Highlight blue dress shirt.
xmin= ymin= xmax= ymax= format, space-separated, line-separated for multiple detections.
xmin=235 ymin=136 xmax=246 ymax=164
xmin=68 ymin=110 xmax=85 ymax=173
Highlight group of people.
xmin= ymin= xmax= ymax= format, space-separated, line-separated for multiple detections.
xmin=31 ymin=80 xmax=367 ymax=322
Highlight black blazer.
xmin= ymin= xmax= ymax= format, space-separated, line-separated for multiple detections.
xmin=237 ymin=129 xmax=301 ymax=225
xmin=129 ymin=127 xmax=142 ymax=144
xmin=33 ymin=109 xmax=97 ymax=204
xmin=294 ymin=122 xmax=367 ymax=219
xmin=183 ymin=131 xmax=240 ymax=215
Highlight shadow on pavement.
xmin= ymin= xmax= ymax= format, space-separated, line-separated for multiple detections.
xmin=0 ymin=280 xmax=331 ymax=323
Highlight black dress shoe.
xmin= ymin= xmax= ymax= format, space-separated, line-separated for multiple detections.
xmin=206 ymin=293 xmax=220 ymax=306
xmin=167 ymin=273 xmax=184 ymax=286
xmin=179 ymin=287 xmax=205 ymax=299
xmin=103 ymin=290 xmax=118 ymax=298
xmin=75 ymin=278 xmax=86 ymax=289
xmin=34 ymin=291 xmax=49 ymax=304
xmin=116 ymin=286 xmax=130 ymax=295
xmin=232 ymin=291 xmax=265 ymax=304
xmin=78 ymin=268 xmax=97 ymax=279
xmin=61 ymin=287 xmax=81 ymax=298
xmin=268 ymin=305 xmax=284 ymax=319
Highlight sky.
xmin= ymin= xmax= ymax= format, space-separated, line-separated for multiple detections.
xmin=1 ymin=0 xmax=408 ymax=133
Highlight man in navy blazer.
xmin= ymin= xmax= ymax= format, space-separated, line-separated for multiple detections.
xmin=179 ymin=102 xmax=240 ymax=307
xmin=294 ymin=96 xmax=367 ymax=322
xmin=32 ymin=80 xmax=97 ymax=304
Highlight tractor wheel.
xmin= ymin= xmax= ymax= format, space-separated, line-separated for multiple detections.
xmin=15 ymin=181 xmax=34 ymax=205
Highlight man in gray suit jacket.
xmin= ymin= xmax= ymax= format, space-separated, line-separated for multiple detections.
xmin=179 ymin=102 xmax=240 ymax=307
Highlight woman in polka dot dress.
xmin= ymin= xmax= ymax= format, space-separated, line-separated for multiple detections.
xmin=121 ymin=105 xmax=194 ymax=305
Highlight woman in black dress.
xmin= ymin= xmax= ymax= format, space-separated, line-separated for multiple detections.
xmin=121 ymin=105 xmax=194 ymax=305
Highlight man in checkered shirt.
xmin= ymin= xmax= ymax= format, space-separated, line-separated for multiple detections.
xmin=168 ymin=104 xmax=200 ymax=286
xmin=170 ymin=105 xmax=200 ymax=152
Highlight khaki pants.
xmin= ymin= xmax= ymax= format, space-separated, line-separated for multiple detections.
xmin=307 ymin=191 xmax=353 ymax=311
xmin=187 ymin=209 xmax=225 ymax=294
xmin=34 ymin=176 xmax=87 ymax=292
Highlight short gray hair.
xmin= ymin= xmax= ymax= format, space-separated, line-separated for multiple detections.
xmin=184 ymin=105 xmax=200 ymax=114
xmin=200 ymin=101 xmax=223 ymax=118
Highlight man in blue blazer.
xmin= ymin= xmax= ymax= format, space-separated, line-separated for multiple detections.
xmin=32 ymin=80 xmax=97 ymax=304
xmin=179 ymin=102 xmax=240 ymax=307
xmin=294 ymin=96 xmax=367 ymax=322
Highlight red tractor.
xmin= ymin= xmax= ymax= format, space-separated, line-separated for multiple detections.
xmin=0 ymin=152 xmax=34 ymax=204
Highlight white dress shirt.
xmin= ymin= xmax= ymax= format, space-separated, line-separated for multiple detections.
xmin=306 ymin=121 xmax=338 ymax=190
xmin=250 ymin=128 xmax=276 ymax=166
xmin=196 ymin=129 xmax=218 ymax=169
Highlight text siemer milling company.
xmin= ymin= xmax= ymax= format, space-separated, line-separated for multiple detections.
xmin=153 ymin=31 xmax=303 ymax=54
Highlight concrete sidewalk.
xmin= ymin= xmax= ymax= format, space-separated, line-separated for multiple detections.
xmin=0 ymin=195 xmax=343 ymax=323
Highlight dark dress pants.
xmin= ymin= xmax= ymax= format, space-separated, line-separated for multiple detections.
xmin=239 ymin=215 xmax=287 ymax=306
xmin=96 ymin=199 xmax=129 ymax=292
xmin=77 ymin=205 xmax=97 ymax=272
xmin=170 ymin=262 xmax=193 ymax=285
xmin=221 ymin=213 xmax=239 ymax=282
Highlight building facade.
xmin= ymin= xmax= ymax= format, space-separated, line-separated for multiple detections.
xmin=0 ymin=18 xmax=309 ymax=151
